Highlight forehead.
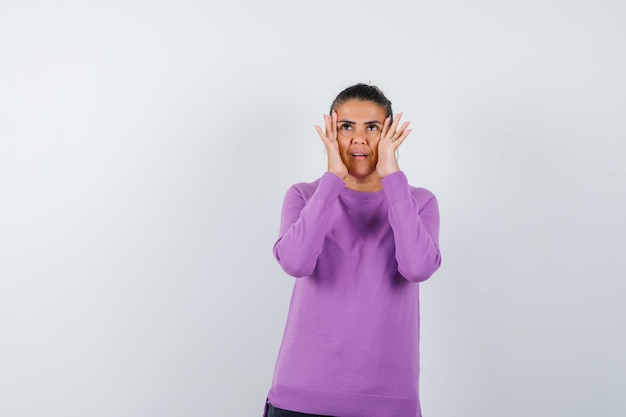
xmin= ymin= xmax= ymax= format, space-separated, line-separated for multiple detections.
xmin=335 ymin=99 xmax=386 ymax=122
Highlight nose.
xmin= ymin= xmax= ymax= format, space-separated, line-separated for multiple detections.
xmin=351 ymin=128 xmax=366 ymax=144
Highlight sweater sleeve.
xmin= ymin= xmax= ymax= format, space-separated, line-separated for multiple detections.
xmin=273 ymin=172 xmax=345 ymax=278
xmin=381 ymin=171 xmax=442 ymax=282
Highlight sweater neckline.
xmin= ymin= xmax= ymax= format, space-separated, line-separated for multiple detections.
xmin=340 ymin=186 xmax=385 ymax=201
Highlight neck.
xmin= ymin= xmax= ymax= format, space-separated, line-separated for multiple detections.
xmin=343 ymin=174 xmax=382 ymax=192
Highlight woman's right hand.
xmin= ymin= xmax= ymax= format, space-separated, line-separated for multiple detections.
xmin=315 ymin=111 xmax=348 ymax=179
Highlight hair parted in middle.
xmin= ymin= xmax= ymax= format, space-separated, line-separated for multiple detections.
xmin=329 ymin=83 xmax=393 ymax=124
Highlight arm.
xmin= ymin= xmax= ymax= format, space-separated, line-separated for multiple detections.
xmin=381 ymin=171 xmax=442 ymax=282
xmin=273 ymin=172 xmax=345 ymax=278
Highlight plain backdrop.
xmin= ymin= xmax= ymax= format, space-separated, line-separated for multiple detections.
xmin=1 ymin=0 xmax=625 ymax=416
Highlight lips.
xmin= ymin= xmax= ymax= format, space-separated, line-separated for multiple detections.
xmin=350 ymin=149 xmax=369 ymax=159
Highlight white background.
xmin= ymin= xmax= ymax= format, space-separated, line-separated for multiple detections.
xmin=1 ymin=1 xmax=625 ymax=416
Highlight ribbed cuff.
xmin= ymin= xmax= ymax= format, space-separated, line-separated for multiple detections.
xmin=381 ymin=171 xmax=410 ymax=204
xmin=314 ymin=172 xmax=345 ymax=203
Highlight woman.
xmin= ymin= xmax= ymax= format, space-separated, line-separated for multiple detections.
xmin=264 ymin=84 xmax=442 ymax=417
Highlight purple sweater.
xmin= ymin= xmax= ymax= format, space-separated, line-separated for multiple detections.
xmin=267 ymin=171 xmax=441 ymax=417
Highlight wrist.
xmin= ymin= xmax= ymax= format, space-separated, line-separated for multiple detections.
xmin=377 ymin=164 xmax=400 ymax=179
xmin=328 ymin=169 xmax=348 ymax=179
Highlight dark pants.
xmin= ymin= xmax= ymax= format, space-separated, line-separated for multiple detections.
xmin=266 ymin=402 xmax=335 ymax=417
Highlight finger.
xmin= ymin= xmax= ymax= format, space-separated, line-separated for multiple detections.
xmin=330 ymin=111 xmax=338 ymax=140
xmin=315 ymin=124 xmax=326 ymax=142
xmin=394 ymin=121 xmax=411 ymax=138
xmin=397 ymin=127 xmax=412 ymax=143
xmin=388 ymin=120 xmax=411 ymax=144
xmin=323 ymin=114 xmax=332 ymax=137
xmin=391 ymin=128 xmax=412 ymax=148
xmin=381 ymin=116 xmax=392 ymax=138
xmin=386 ymin=112 xmax=403 ymax=139
xmin=382 ymin=113 xmax=403 ymax=142
xmin=317 ymin=114 xmax=335 ymax=145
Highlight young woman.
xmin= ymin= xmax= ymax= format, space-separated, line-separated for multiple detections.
xmin=264 ymin=84 xmax=442 ymax=417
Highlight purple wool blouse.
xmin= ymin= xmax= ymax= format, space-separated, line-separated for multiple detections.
xmin=267 ymin=171 xmax=442 ymax=417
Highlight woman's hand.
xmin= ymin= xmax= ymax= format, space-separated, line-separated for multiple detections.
xmin=315 ymin=112 xmax=348 ymax=179
xmin=377 ymin=112 xmax=411 ymax=178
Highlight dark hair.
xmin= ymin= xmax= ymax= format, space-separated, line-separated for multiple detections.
xmin=329 ymin=83 xmax=393 ymax=124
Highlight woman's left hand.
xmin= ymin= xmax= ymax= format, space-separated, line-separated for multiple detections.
xmin=377 ymin=112 xmax=412 ymax=178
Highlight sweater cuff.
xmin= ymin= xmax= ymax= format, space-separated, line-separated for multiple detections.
xmin=381 ymin=171 xmax=411 ymax=204
xmin=315 ymin=172 xmax=345 ymax=203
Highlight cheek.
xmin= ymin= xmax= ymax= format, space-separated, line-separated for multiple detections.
xmin=337 ymin=137 xmax=351 ymax=153
xmin=369 ymin=136 xmax=381 ymax=149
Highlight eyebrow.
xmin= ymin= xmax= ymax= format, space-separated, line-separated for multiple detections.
xmin=337 ymin=120 xmax=383 ymax=125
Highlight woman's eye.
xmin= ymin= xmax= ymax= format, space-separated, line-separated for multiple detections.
xmin=367 ymin=125 xmax=378 ymax=131
xmin=340 ymin=124 xmax=351 ymax=130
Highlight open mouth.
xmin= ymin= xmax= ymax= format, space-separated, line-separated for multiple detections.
xmin=352 ymin=152 xmax=367 ymax=159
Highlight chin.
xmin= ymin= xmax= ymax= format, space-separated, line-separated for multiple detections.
xmin=349 ymin=170 xmax=377 ymax=179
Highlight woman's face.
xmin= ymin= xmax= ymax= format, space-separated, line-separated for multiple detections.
xmin=334 ymin=99 xmax=387 ymax=181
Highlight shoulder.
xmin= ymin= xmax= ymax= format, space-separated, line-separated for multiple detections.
xmin=285 ymin=176 xmax=324 ymax=200
xmin=408 ymin=184 xmax=438 ymax=206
